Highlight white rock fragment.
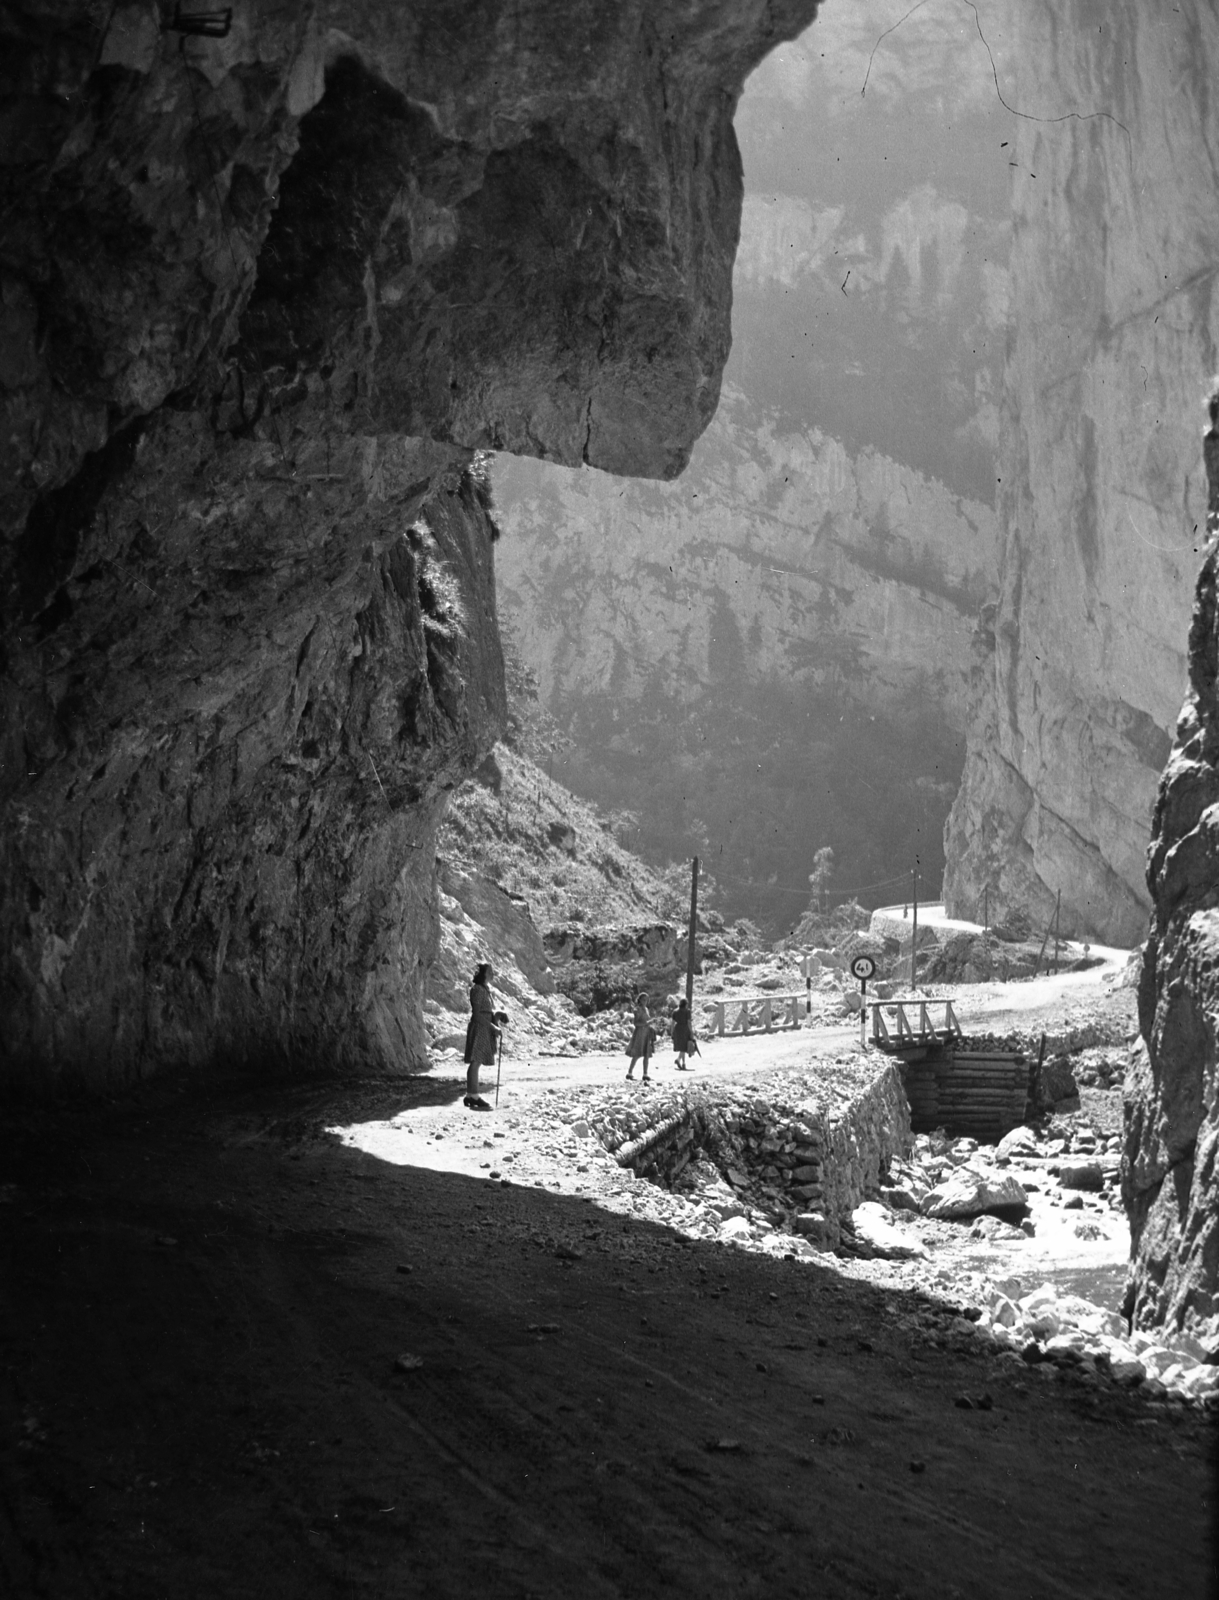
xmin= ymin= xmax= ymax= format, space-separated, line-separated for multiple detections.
xmin=851 ymin=1201 xmax=928 ymax=1259
xmin=922 ymin=1168 xmax=1028 ymax=1219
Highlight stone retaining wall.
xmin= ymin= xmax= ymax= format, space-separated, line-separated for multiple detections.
xmin=580 ymin=1059 xmax=911 ymax=1249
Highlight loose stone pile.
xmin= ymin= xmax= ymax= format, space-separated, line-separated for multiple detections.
xmin=879 ymin=1122 xmax=1125 ymax=1217
xmin=977 ymin=1280 xmax=1219 ymax=1406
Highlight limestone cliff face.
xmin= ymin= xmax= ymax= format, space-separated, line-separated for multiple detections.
xmin=1124 ymin=403 xmax=1219 ymax=1354
xmin=495 ymin=386 xmax=996 ymax=723
xmin=944 ymin=1 xmax=1219 ymax=946
xmin=493 ymin=387 xmax=995 ymax=921
xmin=0 ymin=0 xmax=819 ymax=1086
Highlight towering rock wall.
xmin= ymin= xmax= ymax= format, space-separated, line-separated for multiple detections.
xmin=0 ymin=0 xmax=819 ymax=1087
xmin=1125 ymin=394 xmax=1219 ymax=1355
xmin=944 ymin=1 xmax=1219 ymax=946
xmin=493 ymin=390 xmax=995 ymax=919
xmin=495 ymin=387 xmax=996 ymax=727
xmin=492 ymin=11 xmax=1014 ymax=925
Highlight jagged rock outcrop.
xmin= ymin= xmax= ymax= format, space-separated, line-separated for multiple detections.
xmin=1124 ymin=392 xmax=1219 ymax=1355
xmin=944 ymin=1 xmax=1219 ymax=945
xmin=0 ymin=0 xmax=820 ymax=1086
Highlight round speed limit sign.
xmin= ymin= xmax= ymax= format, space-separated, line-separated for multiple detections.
xmin=850 ymin=955 xmax=876 ymax=984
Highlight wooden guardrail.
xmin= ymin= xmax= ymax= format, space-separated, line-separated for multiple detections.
xmin=711 ymin=993 xmax=804 ymax=1036
xmin=870 ymin=998 xmax=962 ymax=1051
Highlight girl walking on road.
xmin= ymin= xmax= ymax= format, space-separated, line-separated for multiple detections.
xmin=625 ymin=992 xmax=655 ymax=1082
xmin=671 ymin=997 xmax=700 ymax=1071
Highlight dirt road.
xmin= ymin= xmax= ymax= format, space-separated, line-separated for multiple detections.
xmin=1 ymin=1062 xmax=1213 ymax=1600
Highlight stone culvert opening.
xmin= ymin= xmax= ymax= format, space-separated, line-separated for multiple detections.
xmin=575 ymin=1061 xmax=911 ymax=1254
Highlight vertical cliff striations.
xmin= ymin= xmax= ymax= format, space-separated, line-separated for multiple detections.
xmin=494 ymin=389 xmax=995 ymax=921
xmin=493 ymin=13 xmax=1013 ymax=925
xmin=0 ymin=0 xmax=820 ymax=1086
xmin=1124 ymin=393 xmax=1219 ymax=1355
xmin=944 ymin=2 xmax=1219 ymax=945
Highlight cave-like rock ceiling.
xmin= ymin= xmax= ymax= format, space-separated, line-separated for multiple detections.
xmin=0 ymin=0 xmax=821 ymax=1087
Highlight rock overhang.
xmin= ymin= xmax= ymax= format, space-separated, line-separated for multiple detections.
xmin=0 ymin=0 xmax=823 ymax=1087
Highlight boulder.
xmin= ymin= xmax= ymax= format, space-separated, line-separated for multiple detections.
xmin=986 ymin=1294 xmax=1020 ymax=1328
xmin=792 ymin=1212 xmax=835 ymax=1249
xmin=1110 ymin=1358 xmax=1147 ymax=1386
xmin=850 ymin=1202 xmax=928 ymax=1259
xmin=1059 ymin=1162 xmax=1105 ymax=1191
xmin=996 ymin=1125 xmax=1039 ymax=1159
xmin=921 ymin=1168 xmax=1029 ymax=1219
xmin=968 ymin=1215 xmax=1026 ymax=1241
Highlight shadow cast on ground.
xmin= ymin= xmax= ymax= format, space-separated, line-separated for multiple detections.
xmin=0 ymin=1079 xmax=1213 ymax=1599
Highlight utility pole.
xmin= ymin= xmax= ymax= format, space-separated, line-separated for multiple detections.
xmin=1052 ymin=889 xmax=1061 ymax=975
xmin=686 ymin=856 xmax=700 ymax=1009
xmin=910 ymin=862 xmax=919 ymax=988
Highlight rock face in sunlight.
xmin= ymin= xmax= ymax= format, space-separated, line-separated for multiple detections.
xmin=496 ymin=387 xmax=996 ymax=724
xmin=494 ymin=387 xmax=996 ymax=916
xmin=1124 ymin=396 xmax=1219 ymax=1356
xmin=0 ymin=0 xmax=819 ymax=1086
xmin=944 ymin=2 xmax=1219 ymax=945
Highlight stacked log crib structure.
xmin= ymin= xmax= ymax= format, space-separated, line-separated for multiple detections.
xmin=579 ymin=1059 xmax=911 ymax=1250
xmin=870 ymin=1001 xmax=1030 ymax=1142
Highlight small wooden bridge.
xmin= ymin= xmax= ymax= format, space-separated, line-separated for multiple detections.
xmin=869 ymin=998 xmax=962 ymax=1058
xmin=710 ymin=993 xmax=805 ymax=1036
xmin=870 ymin=998 xmax=1029 ymax=1139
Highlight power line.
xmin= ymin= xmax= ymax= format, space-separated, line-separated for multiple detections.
xmin=709 ymin=866 xmax=913 ymax=901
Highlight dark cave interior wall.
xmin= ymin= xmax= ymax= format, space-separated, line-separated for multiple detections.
xmin=0 ymin=0 xmax=822 ymax=1086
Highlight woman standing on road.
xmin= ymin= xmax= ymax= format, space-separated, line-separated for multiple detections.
xmin=625 ymin=992 xmax=654 ymax=1083
xmin=464 ymin=962 xmax=504 ymax=1110
xmin=671 ymin=997 xmax=700 ymax=1071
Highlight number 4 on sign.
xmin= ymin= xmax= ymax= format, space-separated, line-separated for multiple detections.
xmin=850 ymin=955 xmax=876 ymax=1047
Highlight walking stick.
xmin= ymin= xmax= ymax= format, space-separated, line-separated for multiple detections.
xmin=495 ymin=1026 xmax=503 ymax=1109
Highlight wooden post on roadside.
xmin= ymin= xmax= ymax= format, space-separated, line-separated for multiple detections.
xmin=910 ymin=863 xmax=919 ymax=988
xmin=1052 ymin=889 xmax=1061 ymax=975
xmin=982 ymin=885 xmax=989 ymax=935
xmin=686 ymin=856 xmax=699 ymax=1009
